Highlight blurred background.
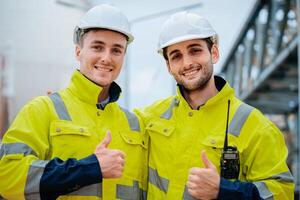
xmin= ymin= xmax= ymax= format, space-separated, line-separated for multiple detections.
xmin=0 ymin=0 xmax=299 ymax=197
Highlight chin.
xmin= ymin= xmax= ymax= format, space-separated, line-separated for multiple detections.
xmin=91 ymin=79 xmax=108 ymax=87
xmin=98 ymin=82 xmax=111 ymax=87
xmin=93 ymin=76 xmax=112 ymax=85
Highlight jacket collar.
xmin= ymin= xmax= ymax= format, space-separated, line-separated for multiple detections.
xmin=176 ymin=75 xmax=235 ymax=109
xmin=67 ymin=70 xmax=121 ymax=106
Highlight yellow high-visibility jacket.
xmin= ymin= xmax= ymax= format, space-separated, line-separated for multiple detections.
xmin=0 ymin=70 xmax=148 ymax=200
xmin=136 ymin=76 xmax=294 ymax=200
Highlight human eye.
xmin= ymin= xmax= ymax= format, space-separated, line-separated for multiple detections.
xmin=170 ymin=53 xmax=181 ymax=61
xmin=190 ymin=47 xmax=202 ymax=54
xmin=91 ymin=45 xmax=103 ymax=51
xmin=112 ymin=48 xmax=123 ymax=55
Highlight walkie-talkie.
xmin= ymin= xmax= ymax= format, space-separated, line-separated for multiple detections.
xmin=220 ymin=100 xmax=240 ymax=179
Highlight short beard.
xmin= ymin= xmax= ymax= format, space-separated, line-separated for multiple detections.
xmin=176 ymin=65 xmax=213 ymax=91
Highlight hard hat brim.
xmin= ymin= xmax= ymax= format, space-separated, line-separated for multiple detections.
xmin=158 ymin=33 xmax=215 ymax=54
xmin=78 ymin=25 xmax=134 ymax=44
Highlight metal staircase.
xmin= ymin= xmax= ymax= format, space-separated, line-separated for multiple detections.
xmin=221 ymin=0 xmax=300 ymax=197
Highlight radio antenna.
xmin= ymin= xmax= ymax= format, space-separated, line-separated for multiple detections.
xmin=223 ymin=100 xmax=230 ymax=150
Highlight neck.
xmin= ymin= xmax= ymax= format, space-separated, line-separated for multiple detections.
xmin=98 ymin=86 xmax=110 ymax=102
xmin=182 ymin=77 xmax=218 ymax=109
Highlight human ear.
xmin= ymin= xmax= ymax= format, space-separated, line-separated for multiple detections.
xmin=211 ymin=44 xmax=219 ymax=64
xmin=75 ymin=45 xmax=81 ymax=61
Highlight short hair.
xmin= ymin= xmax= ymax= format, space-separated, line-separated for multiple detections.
xmin=77 ymin=28 xmax=129 ymax=48
xmin=162 ymin=36 xmax=218 ymax=61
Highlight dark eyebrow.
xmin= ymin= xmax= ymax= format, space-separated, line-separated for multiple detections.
xmin=91 ymin=40 xmax=105 ymax=45
xmin=91 ymin=40 xmax=125 ymax=49
xmin=168 ymin=43 xmax=204 ymax=57
xmin=168 ymin=49 xmax=180 ymax=58
xmin=187 ymin=44 xmax=203 ymax=49
xmin=112 ymin=43 xmax=125 ymax=49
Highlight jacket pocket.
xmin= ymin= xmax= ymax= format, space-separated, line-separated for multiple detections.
xmin=202 ymin=133 xmax=238 ymax=148
xmin=145 ymin=119 xmax=177 ymax=166
xmin=118 ymin=131 xmax=148 ymax=184
xmin=201 ymin=134 xmax=239 ymax=168
xmin=49 ymin=120 xmax=96 ymax=159
xmin=201 ymin=135 xmax=224 ymax=148
xmin=145 ymin=119 xmax=175 ymax=137
xmin=50 ymin=120 xmax=92 ymax=137
xmin=119 ymin=131 xmax=148 ymax=149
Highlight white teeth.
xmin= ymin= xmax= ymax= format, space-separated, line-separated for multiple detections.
xmin=183 ymin=69 xmax=198 ymax=76
xmin=94 ymin=66 xmax=112 ymax=72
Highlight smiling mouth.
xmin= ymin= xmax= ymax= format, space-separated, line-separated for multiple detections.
xmin=182 ymin=68 xmax=200 ymax=77
xmin=94 ymin=66 xmax=112 ymax=72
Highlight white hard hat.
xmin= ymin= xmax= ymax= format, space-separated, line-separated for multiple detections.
xmin=73 ymin=4 xmax=134 ymax=44
xmin=157 ymin=11 xmax=217 ymax=54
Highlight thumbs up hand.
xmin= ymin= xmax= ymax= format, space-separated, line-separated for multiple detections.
xmin=187 ymin=150 xmax=220 ymax=200
xmin=94 ymin=130 xmax=126 ymax=179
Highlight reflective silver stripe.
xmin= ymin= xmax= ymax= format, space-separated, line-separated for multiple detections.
xmin=25 ymin=160 xmax=49 ymax=200
xmin=160 ymin=98 xmax=179 ymax=120
xmin=142 ymin=189 xmax=147 ymax=200
xmin=253 ymin=181 xmax=273 ymax=200
xmin=228 ymin=103 xmax=253 ymax=136
xmin=67 ymin=183 xmax=102 ymax=196
xmin=0 ymin=142 xmax=37 ymax=160
xmin=271 ymin=171 xmax=294 ymax=182
xmin=149 ymin=167 xmax=169 ymax=193
xmin=116 ymin=181 xmax=145 ymax=199
xmin=49 ymin=93 xmax=71 ymax=121
xmin=252 ymin=172 xmax=293 ymax=199
xmin=120 ymin=107 xmax=141 ymax=131
xmin=182 ymin=185 xmax=197 ymax=200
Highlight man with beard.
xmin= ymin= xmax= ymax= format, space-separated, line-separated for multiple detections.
xmin=137 ymin=11 xmax=294 ymax=199
xmin=0 ymin=5 xmax=147 ymax=199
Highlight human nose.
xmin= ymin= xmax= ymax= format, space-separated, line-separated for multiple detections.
xmin=100 ymin=50 xmax=112 ymax=64
xmin=182 ymin=55 xmax=193 ymax=69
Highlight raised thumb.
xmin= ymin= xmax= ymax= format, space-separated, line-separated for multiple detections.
xmin=99 ymin=130 xmax=112 ymax=148
xmin=201 ymin=150 xmax=215 ymax=169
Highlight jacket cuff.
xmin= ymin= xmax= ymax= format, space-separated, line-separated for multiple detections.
xmin=40 ymin=154 xmax=102 ymax=198
xmin=217 ymin=177 xmax=262 ymax=200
